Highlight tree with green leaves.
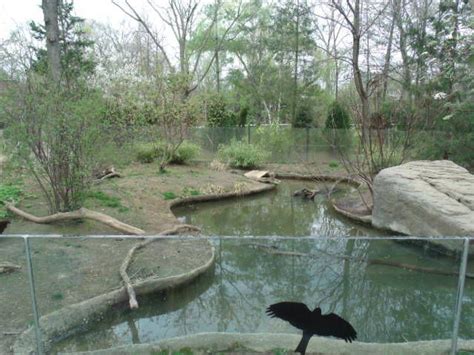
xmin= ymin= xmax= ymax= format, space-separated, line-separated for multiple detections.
xmin=3 ymin=0 xmax=103 ymax=212
xmin=31 ymin=0 xmax=95 ymax=85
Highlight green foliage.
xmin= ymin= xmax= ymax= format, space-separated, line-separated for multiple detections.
xmin=135 ymin=141 xmax=200 ymax=165
xmin=29 ymin=0 xmax=95 ymax=83
xmin=293 ymin=103 xmax=313 ymax=128
xmin=329 ymin=160 xmax=339 ymax=168
xmin=135 ymin=143 xmax=157 ymax=164
xmin=378 ymin=101 xmax=416 ymax=130
xmin=0 ymin=184 xmax=22 ymax=218
xmin=238 ymin=106 xmax=249 ymax=127
xmin=5 ymin=80 xmax=105 ymax=212
xmin=85 ymin=191 xmax=122 ymax=209
xmin=325 ymin=101 xmax=351 ymax=129
xmin=217 ymin=139 xmax=269 ymax=169
xmin=419 ymin=100 xmax=474 ymax=169
xmin=254 ymin=124 xmax=292 ymax=159
xmin=166 ymin=141 xmax=201 ymax=164
xmin=206 ymin=93 xmax=237 ymax=127
xmin=51 ymin=292 xmax=64 ymax=301
xmin=162 ymin=191 xmax=177 ymax=200
xmin=182 ymin=187 xmax=200 ymax=197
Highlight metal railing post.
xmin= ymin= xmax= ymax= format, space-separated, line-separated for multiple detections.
xmin=24 ymin=236 xmax=44 ymax=355
xmin=451 ymin=237 xmax=469 ymax=355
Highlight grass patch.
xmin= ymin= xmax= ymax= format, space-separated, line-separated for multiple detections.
xmin=182 ymin=187 xmax=200 ymax=197
xmin=163 ymin=191 xmax=177 ymax=200
xmin=0 ymin=184 xmax=22 ymax=218
xmin=51 ymin=292 xmax=64 ymax=301
xmin=86 ymin=191 xmax=124 ymax=209
xmin=329 ymin=160 xmax=339 ymax=168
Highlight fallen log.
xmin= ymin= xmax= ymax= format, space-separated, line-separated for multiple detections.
xmin=293 ymin=188 xmax=321 ymax=200
xmin=331 ymin=200 xmax=372 ymax=224
xmin=5 ymin=203 xmax=145 ymax=235
xmin=0 ymin=262 xmax=21 ymax=274
xmin=120 ymin=224 xmax=201 ymax=309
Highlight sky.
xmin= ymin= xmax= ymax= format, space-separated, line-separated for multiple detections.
xmin=0 ymin=0 xmax=149 ymax=40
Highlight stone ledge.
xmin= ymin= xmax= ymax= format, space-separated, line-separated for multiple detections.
xmin=67 ymin=332 xmax=474 ymax=355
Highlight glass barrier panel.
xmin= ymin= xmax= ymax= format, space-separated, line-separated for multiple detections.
xmin=21 ymin=236 xmax=473 ymax=354
xmin=458 ymin=240 xmax=472 ymax=354
xmin=0 ymin=236 xmax=32 ymax=354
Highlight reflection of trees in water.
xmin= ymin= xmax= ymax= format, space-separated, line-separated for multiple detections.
xmin=178 ymin=182 xmax=380 ymax=237
xmin=55 ymin=238 xmax=473 ymax=351
xmin=162 ymin=239 xmax=469 ymax=342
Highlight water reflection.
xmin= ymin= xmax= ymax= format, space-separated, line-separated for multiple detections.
xmin=173 ymin=181 xmax=384 ymax=237
xmin=54 ymin=238 xmax=473 ymax=353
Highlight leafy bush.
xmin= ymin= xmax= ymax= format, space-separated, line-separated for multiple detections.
xmin=167 ymin=141 xmax=201 ymax=164
xmin=379 ymin=101 xmax=415 ymax=129
xmin=135 ymin=140 xmax=200 ymax=165
xmin=135 ymin=143 xmax=157 ymax=163
xmin=6 ymin=82 xmax=105 ymax=212
xmin=0 ymin=184 xmax=22 ymax=218
xmin=293 ymin=104 xmax=313 ymax=128
xmin=254 ymin=124 xmax=292 ymax=159
xmin=217 ymin=140 xmax=269 ymax=169
xmin=325 ymin=101 xmax=351 ymax=129
xmin=238 ymin=106 xmax=249 ymax=127
xmin=418 ymin=100 xmax=474 ymax=169
xmin=207 ymin=94 xmax=237 ymax=127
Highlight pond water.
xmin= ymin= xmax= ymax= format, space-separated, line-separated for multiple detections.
xmin=52 ymin=182 xmax=474 ymax=353
xmin=173 ymin=181 xmax=383 ymax=237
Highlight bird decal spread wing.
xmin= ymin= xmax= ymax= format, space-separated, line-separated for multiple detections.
xmin=266 ymin=301 xmax=357 ymax=354
xmin=266 ymin=302 xmax=312 ymax=329
xmin=320 ymin=312 xmax=357 ymax=342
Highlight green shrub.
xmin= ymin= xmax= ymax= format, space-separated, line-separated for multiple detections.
xmin=293 ymin=104 xmax=313 ymax=128
xmin=135 ymin=143 xmax=157 ymax=163
xmin=135 ymin=141 xmax=200 ymax=165
xmin=254 ymin=124 xmax=292 ymax=158
xmin=238 ymin=106 xmax=249 ymax=127
xmin=207 ymin=94 xmax=237 ymax=127
xmin=162 ymin=191 xmax=177 ymax=200
xmin=0 ymin=184 xmax=22 ymax=218
xmin=168 ymin=141 xmax=200 ymax=164
xmin=217 ymin=140 xmax=269 ymax=169
xmin=325 ymin=101 xmax=351 ymax=129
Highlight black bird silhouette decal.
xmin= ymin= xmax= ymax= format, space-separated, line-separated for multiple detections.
xmin=266 ymin=302 xmax=357 ymax=355
xmin=0 ymin=220 xmax=9 ymax=234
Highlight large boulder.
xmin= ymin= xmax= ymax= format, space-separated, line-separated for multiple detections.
xmin=372 ymin=160 xmax=474 ymax=253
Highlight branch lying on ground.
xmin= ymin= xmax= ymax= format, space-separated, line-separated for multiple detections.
xmin=249 ymin=243 xmax=474 ymax=279
xmin=0 ymin=262 xmax=21 ymax=274
xmin=5 ymin=203 xmax=145 ymax=235
xmin=93 ymin=166 xmax=122 ymax=184
xmin=120 ymin=224 xmax=201 ymax=309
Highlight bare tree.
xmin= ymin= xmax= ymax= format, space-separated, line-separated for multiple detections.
xmin=330 ymin=0 xmax=388 ymax=128
xmin=112 ymin=0 xmax=243 ymax=97
xmin=313 ymin=4 xmax=350 ymax=99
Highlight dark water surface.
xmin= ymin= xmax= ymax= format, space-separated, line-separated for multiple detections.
xmin=52 ymin=182 xmax=473 ymax=353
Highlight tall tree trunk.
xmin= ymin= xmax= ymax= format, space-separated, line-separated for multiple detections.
xmin=351 ymin=0 xmax=369 ymax=129
xmin=382 ymin=10 xmax=396 ymax=101
xmin=292 ymin=0 xmax=300 ymax=124
xmin=42 ymin=0 xmax=61 ymax=82
xmin=215 ymin=0 xmax=221 ymax=92
xmin=394 ymin=0 xmax=412 ymax=104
